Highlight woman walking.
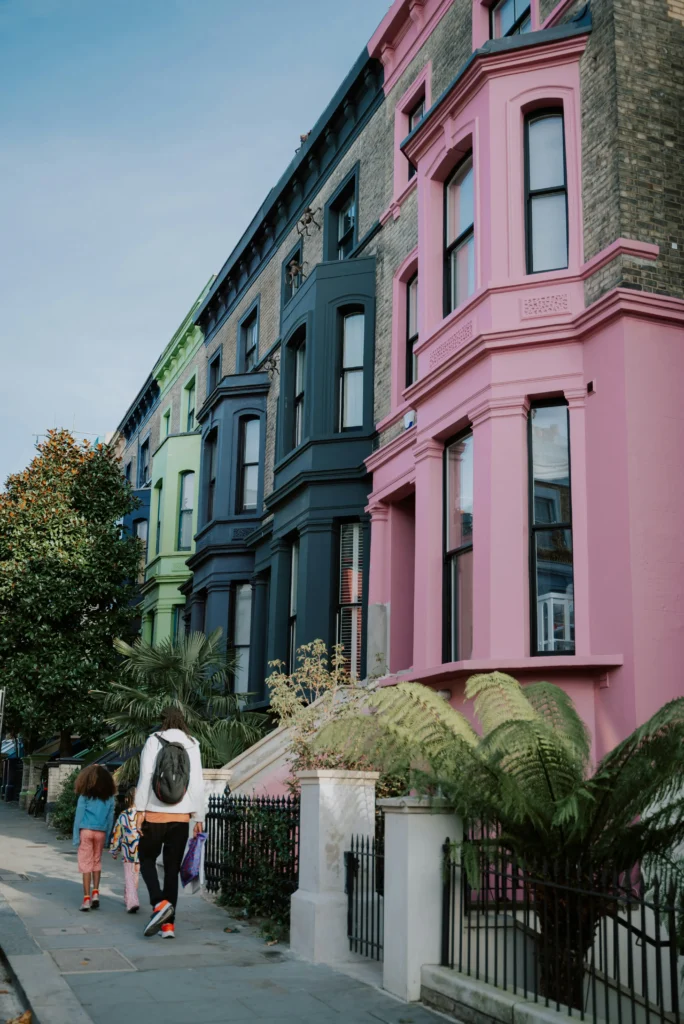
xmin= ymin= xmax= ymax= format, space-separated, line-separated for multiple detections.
xmin=72 ymin=765 xmax=116 ymax=911
xmin=135 ymin=706 xmax=204 ymax=939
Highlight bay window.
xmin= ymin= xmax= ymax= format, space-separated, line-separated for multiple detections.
xmin=294 ymin=339 xmax=306 ymax=448
xmin=237 ymin=417 xmax=260 ymax=513
xmin=177 ymin=471 xmax=194 ymax=551
xmin=337 ymin=523 xmax=364 ymax=679
xmin=525 ymin=111 xmax=568 ymax=273
xmin=406 ymin=273 xmax=418 ymax=388
xmin=205 ymin=431 xmax=217 ymax=522
xmin=444 ymin=432 xmax=473 ymax=662
xmin=529 ymin=402 xmax=574 ymax=654
xmin=232 ymin=583 xmax=253 ymax=694
xmin=445 ymin=155 xmax=475 ymax=316
xmin=339 ymin=311 xmax=364 ymax=430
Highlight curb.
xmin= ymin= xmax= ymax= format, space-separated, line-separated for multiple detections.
xmin=0 ymin=895 xmax=94 ymax=1024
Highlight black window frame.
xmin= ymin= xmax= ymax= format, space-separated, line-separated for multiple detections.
xmin=443 ymin=152 xmax=475 ymax=318
xmin=154 ymin=480 xmax=163 ymax=556
xmin=236 ymin=415 xmax=260 ymax=514
xmin=230 ymin=581 xmax=253 ymax=694
xmin=125 ymin=461 xmax=132 ymax=484
xmin=177 ymin=470 xmax=195 ymax=552
xmin=185 ymin=377 xmax=196 ymax=432
xmin=443 ymin=429 xmax=474 ymax=663
xmin=292 ymin=334 xmax=306 ymax=450
xmin=282 ymin=240 xmax=304 ymax=307
xmin=524 ymin=108 xmax=569 ymax=275
xmin=205 ymin=429 xmax=218 ymax=524
xmin=238 ymin=298 xmax=260 ymax=373
xmin=406 ymin=272 xmax=418 ymax=388
xmin=528 ymin=399 xmax=575 ymax=657
xmin=208 ymin=350 xmax=222 ymax=394
xmin=338 ymin=308 xmax=365 ymax=432
xmin=324 ymin=165 xmax=359 ymax=262
xmin=336 ymin=521 xmax=364 ymax=680
xmin=287 ymin=537 xmax=299 ymax=674
xmin=490 ymin=0 xmax=531 ymax=38
xmin=407 ymin=95 xmax=425 ymax=179
xmin=138 ymin=438 xmax=150 ymax=487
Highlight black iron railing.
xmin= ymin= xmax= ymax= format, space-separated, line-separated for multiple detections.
xmin=345 ymin=833 xmax=384 ymax=960
xmin=205 ymin=793 xmax=300 ymax=901
xmin=441 ymin=835 xmax=682 ymax=1023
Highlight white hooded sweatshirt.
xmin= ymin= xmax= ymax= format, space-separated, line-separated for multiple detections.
xmin=135 ymin=728 xmax=205 ymax=820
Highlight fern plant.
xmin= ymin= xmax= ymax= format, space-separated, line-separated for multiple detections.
xmin=316 ymin=672 xmax=684 ymax=1008
xmin=95 ymin=629 xmax=269 ymax=782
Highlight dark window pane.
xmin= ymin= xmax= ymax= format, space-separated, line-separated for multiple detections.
xmin=531 ymin=406 xmax=570 ymax=523
xmin=534 ymin=529 xmax=574 ymax=653
xmin=446 ymin=433 xmax=474 ymax=551
xmin=449 ymin=549 xmax=473 ymax=661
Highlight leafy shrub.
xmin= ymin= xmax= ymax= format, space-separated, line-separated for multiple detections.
xmin=216 ymin=806 xmax=298 ymax=932
xmin=50 ymin=769 xmax=80 ymax=838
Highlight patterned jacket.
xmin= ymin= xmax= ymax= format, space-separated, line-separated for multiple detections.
xmin=110 ymin=809 xmax=141 ymax=864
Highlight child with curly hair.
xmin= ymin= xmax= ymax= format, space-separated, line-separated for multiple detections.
xmin=72 ymin=765 xmax=116 ymax=911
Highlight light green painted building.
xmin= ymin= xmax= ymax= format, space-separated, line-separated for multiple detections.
xmin=141 ymin=277 xmax=214 ymax=644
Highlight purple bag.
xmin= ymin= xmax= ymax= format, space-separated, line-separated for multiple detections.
xmin=180 ymin=832 xmax=207 ymax=893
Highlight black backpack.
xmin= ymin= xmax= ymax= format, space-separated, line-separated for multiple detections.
xmin=151 ymin=734 xmax=191 ymax=805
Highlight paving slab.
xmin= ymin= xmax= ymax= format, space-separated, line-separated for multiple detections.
xmin=0 ymin=801 xmax=451 ymax=1023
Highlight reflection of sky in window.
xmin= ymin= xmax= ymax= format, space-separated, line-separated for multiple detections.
xmin=532 ymin=408 xmax=569 ymax=485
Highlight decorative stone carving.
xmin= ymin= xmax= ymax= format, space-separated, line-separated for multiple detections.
xmin=522 ymin=293 xmax=570 ymax=318
xmin=429 ymin=320 xmax=474 ymax=369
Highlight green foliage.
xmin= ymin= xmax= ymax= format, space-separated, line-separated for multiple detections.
xmin=266 ymin=640 xmax=409 ymax=797
xmin=50 ymin=769 xmax=80 ymax=838
xmin=98 ymin=628 xmax=269 ymax=781
xmin=0 ymin=430 xmax=141 ymax=752
xmin=216 ymin=806 xmax=296 ymax=930
xmin=316 ymin=672 xmax=684 ymax=877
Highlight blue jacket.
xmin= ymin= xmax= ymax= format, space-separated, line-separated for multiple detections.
xmin=73 ymin=796 xmax=115 ymax=847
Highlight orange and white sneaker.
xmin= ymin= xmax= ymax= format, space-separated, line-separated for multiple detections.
xmin=80 ymin=896 xmax=91 ymax=912
xmin=160 ymin=922 xmax=175 ymax=939
xmin=143 ymin=899 xmax=174 ymax=937
xmin=91 ymin=889 xmax=100 ymax=909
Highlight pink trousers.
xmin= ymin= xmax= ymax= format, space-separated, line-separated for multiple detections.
xmin=123 ymin=861 xmax=140 ymax=911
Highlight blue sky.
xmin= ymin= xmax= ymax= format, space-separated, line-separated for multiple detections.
xmin=0 ymin=0 xmax=389 ymax=484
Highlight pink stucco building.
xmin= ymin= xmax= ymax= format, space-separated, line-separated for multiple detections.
xmin=366 ymin=0 xmax=684 ymax=757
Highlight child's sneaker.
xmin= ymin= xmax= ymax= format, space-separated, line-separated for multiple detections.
xmin=160 ymin=923 xmax=175 ymax=939
xmin=127 ymin=905 xmax=139 ymax=914
xmin=80 ymin=896 xmax=91 ymax=912
xmin=143 ymin=899 xmax=174 ymax=936
xmin=91 ymin=889 xmax=100 ymax=909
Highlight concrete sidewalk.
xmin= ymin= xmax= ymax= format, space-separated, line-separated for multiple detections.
xmin=0 ymin=801 xmax=446 ymax=1024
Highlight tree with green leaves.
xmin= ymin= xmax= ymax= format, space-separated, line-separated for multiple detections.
xmin=316 ymin=672 xmax=684 ymax=1008
xmin=100 ymin=629 xmax=269 ymax=781
xmin=0 ymin=430 xmax=141 ymax=754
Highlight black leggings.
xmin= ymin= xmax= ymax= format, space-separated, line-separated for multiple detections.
xmin=138 ymin=820 xmax=189 ymax=921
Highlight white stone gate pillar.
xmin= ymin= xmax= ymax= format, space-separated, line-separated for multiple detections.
xmin=379 ymin=796 xmax=462 ymax=1002
xmin=290 ymin=769 xmax=378 ymax=965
